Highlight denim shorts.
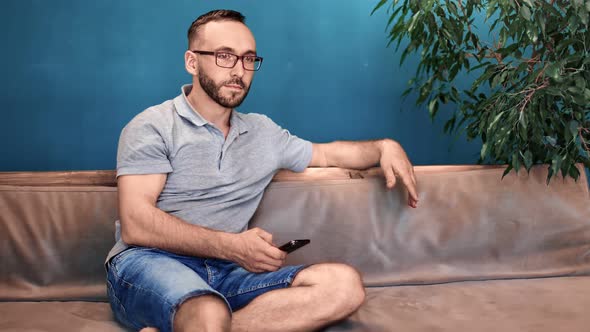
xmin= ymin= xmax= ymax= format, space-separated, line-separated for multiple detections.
xmin=106 ymin=246 xmax=306 ymax=332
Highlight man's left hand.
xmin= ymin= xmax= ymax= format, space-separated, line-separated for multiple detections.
xmin=379 ymin=139 xmax=419 ymax=208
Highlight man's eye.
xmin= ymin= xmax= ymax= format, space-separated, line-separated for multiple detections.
xmin=217 ymin=53 xmax=232 ymax=60
xmin=244 ymin=57 xmax=256 ymax=64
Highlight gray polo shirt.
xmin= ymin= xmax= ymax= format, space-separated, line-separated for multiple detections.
xmin=106 ymin=84 xmax=312 ymax=262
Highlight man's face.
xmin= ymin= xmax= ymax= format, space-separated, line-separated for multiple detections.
xmin=193 ymin=21 xmax=257 ymax=108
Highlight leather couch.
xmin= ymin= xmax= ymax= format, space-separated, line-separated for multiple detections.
xmin=1 ymin=165 xmax=590 ymax=331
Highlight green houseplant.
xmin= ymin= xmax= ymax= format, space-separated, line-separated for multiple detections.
xmin=373 ymin=0 xmax=590 ymax=182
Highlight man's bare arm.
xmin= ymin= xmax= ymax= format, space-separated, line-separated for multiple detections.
xmin=310 ymin=139 xmax=419 ymax=208
xmin=118 ymin=174 xmax=286 ymax=272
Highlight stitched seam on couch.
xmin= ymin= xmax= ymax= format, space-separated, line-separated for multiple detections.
xmin=0 ymin=186 xmax=117 ymax=192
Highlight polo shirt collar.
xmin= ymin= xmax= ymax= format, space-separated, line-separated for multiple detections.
xmin=174 ymin=84 xmax=249 ymax=135
xmin=174 ymin=85 xmax=208 ymax=127
xmin=230 ymin=109 xmax=249 ymax=135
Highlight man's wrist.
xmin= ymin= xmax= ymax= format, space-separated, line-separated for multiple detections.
xmin=214 ymin=232 xmax=240 ymax=261
xmin=378 ymin=138 xmax=395 ymax=155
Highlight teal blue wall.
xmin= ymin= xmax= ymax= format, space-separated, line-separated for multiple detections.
xmin=0 ymin=0 xmax=509 ymax=172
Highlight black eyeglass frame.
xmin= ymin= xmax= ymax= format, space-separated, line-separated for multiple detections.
xmin=190 ymin=50 xmax=264 ymax=71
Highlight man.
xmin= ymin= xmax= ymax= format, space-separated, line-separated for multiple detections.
xmin=106 ymin=9 xmax=419 ymax=332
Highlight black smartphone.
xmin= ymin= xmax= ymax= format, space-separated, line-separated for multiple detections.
xmin=278 ymin=239 xmax=311 ymax=253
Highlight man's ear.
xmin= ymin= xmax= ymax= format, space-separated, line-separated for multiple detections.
xmin=184 ymin=51 xmax=198 ymax=75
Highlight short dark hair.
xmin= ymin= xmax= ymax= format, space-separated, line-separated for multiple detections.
xmin=187 ymin=9 xmax=246 ymax=49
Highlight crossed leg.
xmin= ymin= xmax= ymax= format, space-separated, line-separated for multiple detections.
xmin=168 ymin=263 xmax=365 ymax=332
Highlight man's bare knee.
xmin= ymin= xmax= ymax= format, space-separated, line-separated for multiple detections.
xmin=330 ymin=264 xmax=365 ymax=316
xmin=293 ymin=263 xmax=365 ymax=319
xmin=174 ymin=294 xmax=230 ymax=332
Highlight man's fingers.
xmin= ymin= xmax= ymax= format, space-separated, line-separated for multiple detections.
xmin=256 ymin=261 xmax=282 ymax=272
xmin=265 ymin=246 xmax=287 ymax=261
xmin=400 ymin=170 xmax=419 ymax=206
xmin=255 ymin=229 xmax=274 ymax=245
xmin=247 ymin=266 xmax=265 ymax=273
xmin=383 ymin=165 xmax=397 ymax=189
xmin=410 ymin=168 xmax=418 ymax=207
xmin=384 ymin=162 xmax=419 ymax=207
xmin=412 ymin=173 xmax=418 ymax=190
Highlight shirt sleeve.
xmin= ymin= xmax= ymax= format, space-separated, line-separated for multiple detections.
xmin=263 ymin=116 xmax=312 ymax=173
xmin=116 ymin=114 xmax=173 ymax=178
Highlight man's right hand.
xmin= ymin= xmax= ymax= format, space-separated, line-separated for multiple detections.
xmin=230 ymin=228 xmax=287 ymax=273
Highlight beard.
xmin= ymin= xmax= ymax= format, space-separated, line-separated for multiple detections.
xmin=198 ymin=68 xmax=251 ymax=108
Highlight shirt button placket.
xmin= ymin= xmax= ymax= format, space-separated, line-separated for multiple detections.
xmin=217 ymin=131 xmax=224 ymax=170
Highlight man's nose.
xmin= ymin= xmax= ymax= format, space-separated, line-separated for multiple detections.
xmin=230 ymin=59 xmax=245 ymax=77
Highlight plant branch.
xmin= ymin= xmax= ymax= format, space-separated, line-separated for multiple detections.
xmin=514 ymin=0 xmax=521 ymax=9
xmin=513 ymin=79 xmax=550 ymax=113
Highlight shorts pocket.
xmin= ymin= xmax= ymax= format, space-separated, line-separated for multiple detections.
xmin=109 ymin=246 xmax=151 ymax=276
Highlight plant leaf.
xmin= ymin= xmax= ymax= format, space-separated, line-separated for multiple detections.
xmin=481 ymin=142 xmax=488 ymax=160
xmin=569 ymin=120 xmax=579 ymax=141
xmin=523 ymin=150 xmax=533 ymax=170
xmin=523 ymin=0 xmax=534 ymax=7
xmin=371 ymin=0 xmax=389 ymax=16
xmin=520 ymin=6 xmax=532 ymax=21
xmin=428 ymin=98 xmax=439 ymax=119
xmin=502 ymin=164 xmax=514 ymax=179
xmin=545 ymin=63 xmax=561 ymax=80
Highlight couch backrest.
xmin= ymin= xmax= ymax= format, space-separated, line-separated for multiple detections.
xmin=0 ymin=184 xmax=117 ymax=301
xmin=1 ymin=165 xmax=589 ymax=301
xmin=252 ymin=165 xmax=590 ymax=286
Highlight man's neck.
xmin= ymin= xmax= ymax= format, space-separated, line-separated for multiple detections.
xmin=186 ymin=84 xmax=232 ymax=132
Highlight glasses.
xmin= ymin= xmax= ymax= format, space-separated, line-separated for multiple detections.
xmin=191 ymin=50 xmax=263 ymax=71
